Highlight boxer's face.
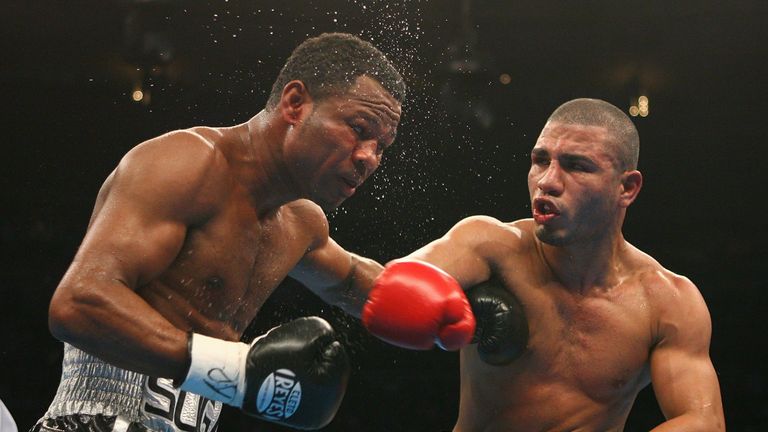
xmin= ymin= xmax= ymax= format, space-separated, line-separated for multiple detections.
xmin=286 ymin=75 xmax=401 ymax=211
xmin=528 ymin=121 xmax=624 ymax=246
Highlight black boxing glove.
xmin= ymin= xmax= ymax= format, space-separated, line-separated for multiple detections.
xmin=466 ymin=280 xmax=528 ymax=366
xmin=180 ymin=316 xmax=350 ymax=430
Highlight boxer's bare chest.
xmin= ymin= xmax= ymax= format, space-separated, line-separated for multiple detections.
xmin=524 ymin=282 xmax=653 ymax=399
xmin=461 ymin=270 xmax=656 ymax=431
xmin=480 ymin=263 xmax=655 ymax=406
xmin=143 ymin=194 xmax=315 ymax=337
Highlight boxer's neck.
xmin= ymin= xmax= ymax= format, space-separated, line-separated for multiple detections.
xmin=232 ymin=111 xmax=303 ymax=216
xmin=539 ymin=227 xmax=629 ymax=294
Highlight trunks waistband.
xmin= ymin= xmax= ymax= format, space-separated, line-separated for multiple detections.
xmin=45 ymin=344 xmax=145 ymax=422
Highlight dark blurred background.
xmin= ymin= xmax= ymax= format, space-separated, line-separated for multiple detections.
xmin=2 ymin=0 xmax=767 ymax=430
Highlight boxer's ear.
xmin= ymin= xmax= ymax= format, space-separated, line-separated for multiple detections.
xmin=619 ymin=170 xmax=642 ymax=207
xmin=279 ymin=80 xmax=314 ymax=126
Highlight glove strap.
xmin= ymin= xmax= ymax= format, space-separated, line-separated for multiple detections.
xmin=179 ymin=333 xmax=248 ymax=407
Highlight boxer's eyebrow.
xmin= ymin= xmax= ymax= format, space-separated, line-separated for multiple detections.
xmin=530 ymin=148 xmax=549 ymax=160
xmin=560 ymin=153 xmax=596 ymax=165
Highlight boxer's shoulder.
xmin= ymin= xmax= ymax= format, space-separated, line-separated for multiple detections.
xmin=620 ymin=247 xmax=708 ymax=335
xmin=284 ymin=198 xmax=324 ymax=217
xmin=640 ymin=269 xmax=710 ymax=349
xmin=450 ymin=215 xmax=508 ymax=236
xmin=119 ymin=130 xmax=229 ymax=185
xmin=283 ymin=199 xmax=329 ymax=244
xmin=638 ymin=265 xmax=702 ymax=310
xmin=129 ymin=127 xmax=221 ymax=157
xmin=625 ymin=244 xmax=697 ymax=296
xmin=109 ymin=129 xmax=231 ymax=217
xmin=447 ymin=216 xmax=534 ymax=255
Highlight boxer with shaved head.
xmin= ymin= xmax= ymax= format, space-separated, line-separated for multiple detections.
xmin=364 ymin=98 xmax=725 ymax=431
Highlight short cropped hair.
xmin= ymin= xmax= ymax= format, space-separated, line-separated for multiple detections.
xmin=266 ymin=33 xmax=406 ymax=110
xmin=547 ymin=98 xmax=640 ymax=171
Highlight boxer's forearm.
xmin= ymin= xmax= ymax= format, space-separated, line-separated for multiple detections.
xmin=49 ymin=279 xmax=190 ymax=380
xmin=344 ymin=253 xmax=383 ymax=316
xmin=315 ymin=253 xmax=382 ymax=318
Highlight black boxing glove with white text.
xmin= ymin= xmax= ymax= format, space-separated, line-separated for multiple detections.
xmin=180 ymin=316 xmax=350 ymax=430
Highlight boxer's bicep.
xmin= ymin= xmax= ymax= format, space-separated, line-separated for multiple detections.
xmin=649 ymin=279 xmax=724 ymax=430
xmin=74 ymin=196 xmax=187 ymax=288
xmin=64 ymin=133 xmax=221 ymax=290
xmin=48 ymin=134 xmax=224 ymax=377
xmin=406 ymin=216 xmax=502 ymax=288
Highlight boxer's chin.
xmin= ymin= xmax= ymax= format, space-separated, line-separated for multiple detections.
xmin=534 ymin=225 xmax=569 ymax=247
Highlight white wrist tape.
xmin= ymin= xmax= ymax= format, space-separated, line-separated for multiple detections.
xmin=179 ymin=333 xmax=249 ymax=407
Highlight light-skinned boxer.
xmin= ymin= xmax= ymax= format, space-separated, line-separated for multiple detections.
xmin=364 ymin=99 xmax=725 ymax=431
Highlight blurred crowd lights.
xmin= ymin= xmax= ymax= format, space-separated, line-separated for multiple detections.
xmin=131 ymin=83 xmax=150 ymax=105
xmin=629 ymin=95 xmax=649 ymax=117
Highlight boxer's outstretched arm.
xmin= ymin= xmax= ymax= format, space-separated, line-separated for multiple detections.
xmin=649 ymin=276 xmax=725 ymax=431
xmin=291 ymin=235 xmax=383 ymax=318
xmin=359 ymin=216 xmax=520 ymax=351
xmin=290 ymin=215 xmax=516 ymax=317
xmin=48 ymin=131 xmax=225 ymax=381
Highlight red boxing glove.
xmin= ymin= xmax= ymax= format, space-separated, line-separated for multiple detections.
xmin=362 ymin=260 xmax=476 ymax=351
